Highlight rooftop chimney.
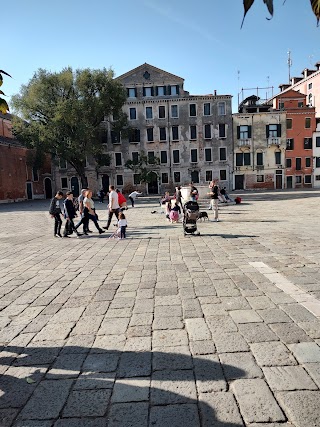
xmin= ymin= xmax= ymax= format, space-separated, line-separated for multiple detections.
xmin=214 ymin=90 xmax=217 ymax=96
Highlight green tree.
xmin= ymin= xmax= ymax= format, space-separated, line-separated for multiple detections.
xmin=242 ymin=0 xmax=320 ymax=27
xmin=0 ymin=70 xmax=12 ymax=114
xmin=12 ymin=67 xmax=127 ymax=187
xmin=125 ymin=151 xmax=160 ymax=186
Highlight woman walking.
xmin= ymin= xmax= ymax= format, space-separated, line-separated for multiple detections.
xmin=76 ymin=190 xmax=105 ymax=234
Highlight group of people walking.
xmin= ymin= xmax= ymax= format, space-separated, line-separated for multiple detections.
xmin=49 ymin=186 xmax=142 ymax=239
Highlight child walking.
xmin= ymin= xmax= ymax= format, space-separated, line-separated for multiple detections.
xmin=118 ymin=212 xmax=127 ymax=239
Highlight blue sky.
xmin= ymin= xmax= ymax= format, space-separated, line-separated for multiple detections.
xmin=4 ymin=0 xmax=320 ymax=112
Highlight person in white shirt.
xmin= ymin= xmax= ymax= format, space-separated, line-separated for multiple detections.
xmin=103 ymin=185 xmax=120 ymax=230
xmin=128 ymin=190 xmax=142 ymax=207
xmin=117 ymin=212 xmax=128 ymax=239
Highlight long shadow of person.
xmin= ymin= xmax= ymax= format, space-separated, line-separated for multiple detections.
xmin=0 ymin=344 xmax=246 ymax=427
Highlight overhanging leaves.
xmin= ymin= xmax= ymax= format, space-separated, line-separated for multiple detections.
xmin=241 ymin=0 xmax=255 ymax=28
xmin=0 ymin=98 xmax=9 ymax=114
xmin=311 ymin=0 xmax=320 ymax=25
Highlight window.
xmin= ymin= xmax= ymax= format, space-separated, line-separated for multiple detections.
xmin=59 ymin=158 xmax=67 ymax=169
xmin=204 ymin=124 xmax=211 ymax=139
xmin=304 ymin=138 xmax=312 ymax=149
xmin=170 ymin=85 xmax=179 ymax=95
xmin=286 ymin=118 xmax=292 ymax=129
xmin=148 ymin=151 xmax=155 ymax=163
xmin=296 ymin=158 xmax=302 ymax=170
xmin=171 ymin=105 xmax=178 ymax=118
xmin=244 ymin=152 xmax=251 ymax=165
xmin=219 ymin=147 xmax=227 ymax=161
xmin=162 ymin=173 xmax=169 ymax=184
xmin=173 ymin=150 xmax=180 ymax=164
xmin=111 ymin=130 xmax=121 ymax=144
xmin=173 ymin=171 xmax=181 ymax=182
xmin=160 ymin=151 xmax=167 ymax=164
xmin=286 ymin=158 xmax=292 ymax=168
xmin=203 ymin=103 xmax=211 ymax=116
xmin=133 ymin=174 xmax=140 ymax=185
xmin=146 ymin=107 xmax=153 ymax=119
xmin=298 ymin=101 xmax=304 ymax=108
xmin=296 ymin=176 xmax=302 ymax=184
xmin=206 ymin=171 xmax=213 ymax=182
xmin=305 ymin=118 xmax=311 ymax=128
xmin=286 ymin=138 xmax=294 ymax=150
xmin=116 ymin=175 xmax=123 ymax=186
xmin=305 ymin=175 xmax=312 ymax=184
xmin=306 ymin=157 xmax=311 ymax=167
xmin=219 ymin=123 xmax=226 ymax=138
xmin=128 ymin=88 xmax=137 ymax=98
xmin=220 ymin=170 xmax=227 ymax=181
xmin=189 ymin=104 xmax=197 ymax=116
xmin=316 ymin=137 xmax=320 ymax=147
xmin=32 ymin=167 xmax=39 ymax=182
xmin=61 ymin=177 xmax=68 ymax=188
xmin=275 ymin=152 xmax=281 ymax=165
xmin=238 ymin=125 xmax=251 ymax=139
xmin=316 ymin=157 xmax=320 ymax=168
xmin=279 ymin=102 xmax=284 ymax=109
xmin=157 ymin=86 xmax=166 ymax=96
xmin=159 ymin=127 xmax=166 ymax=141
xmin=129 ymin=128 xmax=140 ymax=143
xmin=129 ymin=108 xmax=136 ymax=120
xmin=256 ymin=152 xmax=263 ymax=166
xmin=236 ymin=153 xmax=243 ymax=166
xmin=267 ymin=124 xmax=280 ymax=138
xmin=132 ymin=152 xmax=139 ymax=164
xmin=172 ymin=126 xmax=179 ymax=141
xmin=308 ymin=83 xmax=313 ymax=89
xmin=218 ymin=102 xmax=226 ymax=115
xmin=205 ymin=148 xmax=212 ymax=162
xmin=143 ymin=87 xmax=153 ymax=97
xmin=158 ymin=106 xmax=166 ymax=119
xmin=190 ymin=149 xmax=198 ymax=163
xmin=257 ymin=175 xmax=264 ymax=182
xmin=190 ymin=125 xmax=197 ymax=140
xmin=316 ymin=175 xmax=320 ymax=181
xmin=147 ymin=127 xmax=154 ymax=142
xmin=115 ymin=153 xmax=122 ymax=166
xmin=309 ymin=94 xmax=313 ymax=106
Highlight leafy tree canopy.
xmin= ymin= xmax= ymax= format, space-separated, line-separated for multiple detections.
xmin=12 ymin=67 xmax=127 ymax=186
xmin=125 ymin=151 xmax=160 ymax=184
xmin=242 ymin=0 xmax=320 ymax=27
xmin=0 ymin=70 xmax=12 ymax=114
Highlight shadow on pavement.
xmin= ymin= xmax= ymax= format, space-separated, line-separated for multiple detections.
xmin=0 ymin=345 xmax=246 ymax=427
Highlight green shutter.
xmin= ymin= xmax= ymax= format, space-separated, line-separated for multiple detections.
xmin=167 ymin=86 xmax=171 ymax=95
xmin=151 ymin=87 xmax=154 ymax=96
xmin=248 ymin=126 xmax=252 ymax=138
xmin=237 ymin=126 xmax=240 ymax=139
xmin=266 ymin=125 xmax=269 ymax=138
xmin=176 ymin=85 xmax=180 ymax=95
xmin=277 ymin=124 xmax=282 ymax=137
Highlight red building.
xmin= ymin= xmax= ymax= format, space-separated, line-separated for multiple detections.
xmin=0 ymin=113 xmax=53 ymax=202
xmin=273 ymin=90 xmax=316 ymax=188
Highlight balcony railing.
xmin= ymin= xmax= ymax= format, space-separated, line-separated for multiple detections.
xmin=238 ymin=139 xmax=251 ymax=147
xmin=267 ymin=137 xmax=280 ymax=146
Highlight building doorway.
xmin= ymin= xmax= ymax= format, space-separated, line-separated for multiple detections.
xmin=191 ymin=170 xmax=199 ymax=184
xmin=102 ymin=174 xmax=110 ymax=192
xmin=276 ymin=171 xmax=283 ymax=189
xmin=70 ymin=177 xmax=80 ymax=197
xmin=148 ymin=172 xmax=159 ymax=194
xmin=44 ymin=178 xmax=52 ymax=199
xmin=26 ymin=182 xmax=33 ymax=200
xmin=235 ymin=175 xmax=244 ymax=190
xmin=286 ymin=176 xmax=293 ymax=189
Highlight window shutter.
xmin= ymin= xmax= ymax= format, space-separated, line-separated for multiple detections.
xmin=176 ymin=85 xmax=180 ymax=95
xmin=126 ymin=89 xmax=129 ymax=97
xmin=248 ymin=126 xmax=252 ymax=138
xmin=155 ymin=86 xmax=158 ymax=96
xmin=237 ymin=126 xmax=240 ymax=139
xmin=163 ymin=86 xmax=167 ymax=95
xmin=134 ymin=88 xmax=137 ymax=97
xmin=143 ymin=87 xmax=146 ymax=97
xmin=277 ymin=124 xmax=282 ymax=137
xmin=151 ymin=87 xmax=154 ymax=96
xmin=266 ymin=125 xmax=269 ymax=138
xmin=137 ymin=129 xmax=140 ymax=142
xmin=167 ymin=86 xmax=171 ymax=95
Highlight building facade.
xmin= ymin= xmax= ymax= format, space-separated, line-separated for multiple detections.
xmin=233 ymin=96 xmax=286 ymax=190
xmin=313 ymin=123 xmax=320 ymax=188
xmin=273 ymin=90 xmax=316 ymax=189
xmin=53 ymin=63 xmax=233 ymax=195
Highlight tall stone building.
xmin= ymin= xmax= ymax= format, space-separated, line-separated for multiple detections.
xmin=53 ymin=63 xmax=233 ymax=195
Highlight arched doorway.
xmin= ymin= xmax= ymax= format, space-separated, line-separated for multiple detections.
xmin=44 ymin=178 xmax=52 ymax=199
xmin=70 ymin=177 xmax=80 ymax=197
xmin=148 ymin=172 xmax=159 ymax=194
xmin=102 ymin=174 xmax=110 ymax=192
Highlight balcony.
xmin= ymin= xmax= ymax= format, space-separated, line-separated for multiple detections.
xmin=267 ymin=137 xmax=280 ymax=147
xmin=238 ymin=139 xmax=251 ymax=147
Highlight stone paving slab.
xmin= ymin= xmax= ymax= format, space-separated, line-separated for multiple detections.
xmin=1 ymin=192 xmax=320 ymax=426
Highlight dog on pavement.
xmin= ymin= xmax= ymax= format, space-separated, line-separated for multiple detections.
xmin=198 ymin=211 xmax=209 ymax=221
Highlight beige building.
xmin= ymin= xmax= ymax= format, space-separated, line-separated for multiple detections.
xmin=233 ymin=96 xmax=286 ymax=190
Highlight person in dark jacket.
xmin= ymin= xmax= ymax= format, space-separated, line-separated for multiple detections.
xmin=63 ymin=192 xmax=82 ymax=238
xmin=49 ymin=191 xmax=64 ymax=237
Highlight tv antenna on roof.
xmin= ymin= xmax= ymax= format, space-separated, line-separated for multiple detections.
xmin=287 ymin=50 xmax=292 ymax=82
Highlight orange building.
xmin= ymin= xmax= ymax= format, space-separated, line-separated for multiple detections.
xmin=0 ymin=113 xmax=53 ymax=202
xmin=273 ymin=90 xmax=316 ymax=188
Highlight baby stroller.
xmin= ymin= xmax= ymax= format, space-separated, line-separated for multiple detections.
xmin=183 ymin=201 xmax=200 ymax=236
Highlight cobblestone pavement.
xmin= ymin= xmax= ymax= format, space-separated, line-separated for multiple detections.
xmin=1 ymin=190 xmax=320 ymax=427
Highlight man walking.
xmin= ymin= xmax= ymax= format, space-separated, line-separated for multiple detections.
xmin=49 ymin=190 xmax=64 ymax=237
xmin=103 ymin=185 xmax=120 ymax=230
xmin=63 ymin=191 xmax=82 ymax=238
